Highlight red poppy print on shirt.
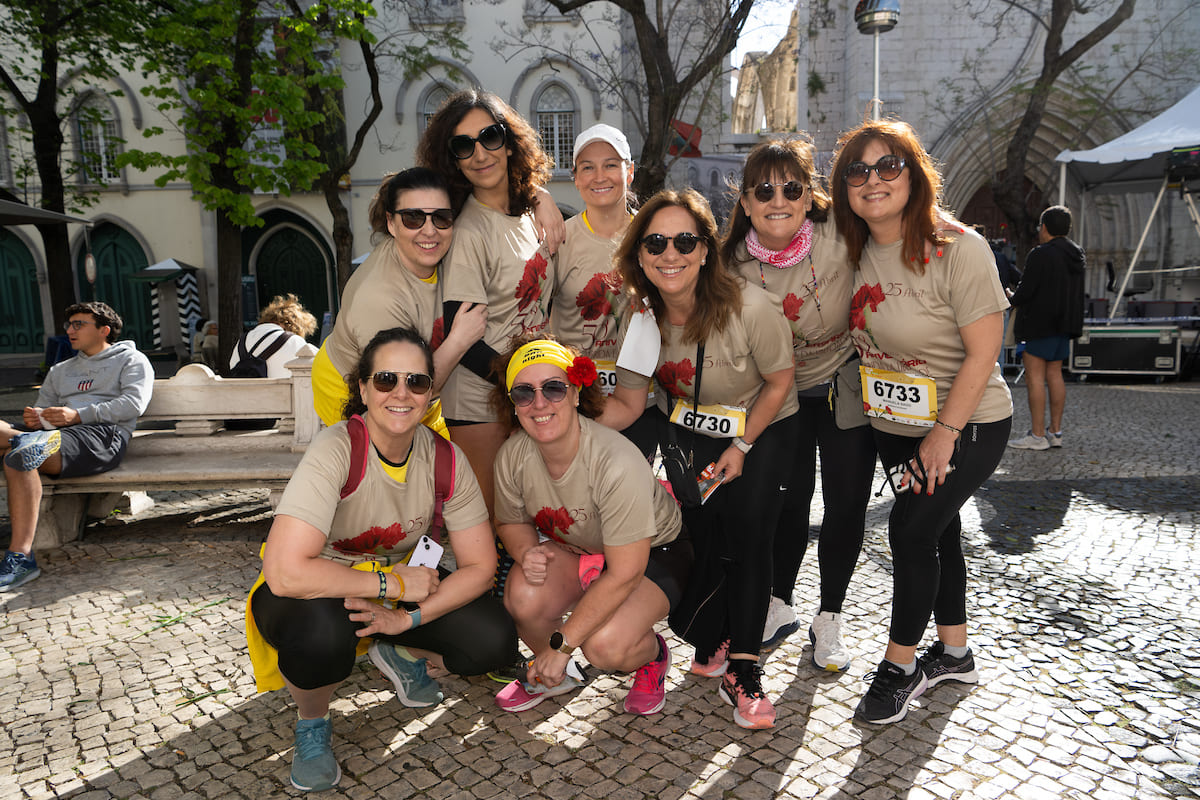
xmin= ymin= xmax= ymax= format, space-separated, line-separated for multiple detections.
xmin=515 ymin=252 xmax=549 ymax=311
xmin=533 ymin=506 xmax=574 ymax=544
xmin=657 ymin=358 xmax=697 ymax=399
xmin=782 ymin=292 xmax=804 ymax=321
xmin=332 ymin=522 xmax=408 ymax=556
xmin=849 ymin=283 xmax=886 ymax=332
xmin=430 ymin=316 xmax=445 ymax=351
xmin=576 ymin=271 xmax=622 ymax=321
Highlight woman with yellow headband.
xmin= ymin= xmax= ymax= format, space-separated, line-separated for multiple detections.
xmin=487 ymin=336 xmax=691 ymax=717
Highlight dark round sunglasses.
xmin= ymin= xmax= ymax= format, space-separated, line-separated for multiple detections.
xmin=746 ymin=181 xmax=806 ymax=203
xmin=370 ymin=370 xmax=433 ymax=395
xmin=390 ymin=208 xmax=454 ymax=230
xmin=640 ymin=232 xmax=701 ymax=256
xmin=509 ymin=379 xmax=571 ymax=407
xmin=448 ymin=122 xmax=507 ymax=160
xmin=843 ymin=155 xmax=906 ymax=187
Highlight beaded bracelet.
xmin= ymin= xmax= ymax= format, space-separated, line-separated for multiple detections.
xmin=377 ymin=570 xmax=388 ymax=600
xmin=935 ymin=419 xmax=962 ymax=436
xmin=408 ymin=607 xmax=422 ymax=630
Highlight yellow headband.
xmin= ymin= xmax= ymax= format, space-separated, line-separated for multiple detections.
xmin=506 ymin=341 xmax=576 ymax=390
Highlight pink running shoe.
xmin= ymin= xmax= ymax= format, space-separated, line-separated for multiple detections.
xmin=690 ymin=638 xmax=730 ymax=677
xmin=719 ymin=660 xmax=776 ymax=729
xmin=495 ymin=664 xmax=584 ymax=712
xmin=624 ymin=634 xmax=670 ymax=715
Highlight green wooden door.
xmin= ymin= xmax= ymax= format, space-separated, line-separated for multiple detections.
xmin=0 ymin=230 xmax=43 ymax=353
xmin=78 ymin=224 xmax=153 ymax=346
xmin=252 ymin=225 xmax=330 ymax=341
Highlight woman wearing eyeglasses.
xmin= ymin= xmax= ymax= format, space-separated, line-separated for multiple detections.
xmin=248 ymin=327 xmax=518 ymax=792
xmin=487 ymin=337 xmax=690 ymax=716
xmin=601 ymin=189 xmax=798 ymax=730
xmin=416 ymin=89 xmax=559 ymax=522
xmin=312 ymin=167 xmax=487 ymax=429
xmin=551 ymin=124 xmax=655 ymax=457
xmin=829 ymin=119 xmax=1012 ymax=725
xmin=719 ymin=138 xmax=876 ymax=670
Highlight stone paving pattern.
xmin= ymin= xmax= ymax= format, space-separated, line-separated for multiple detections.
xmin=2 ymin=380 xmax=1199 ymax=799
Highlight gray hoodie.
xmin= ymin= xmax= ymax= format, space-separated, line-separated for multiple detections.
xmin=37 ymin=340 xmax=154 ymax=437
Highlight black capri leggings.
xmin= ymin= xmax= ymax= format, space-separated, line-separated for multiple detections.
xmin=251 ymin=572 xmax=519 ymax=691
xmin=872 ymin=417 xmax=1011 ymax=647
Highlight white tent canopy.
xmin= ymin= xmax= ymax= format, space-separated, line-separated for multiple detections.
xmin=1055 ymin=85 xmax=1200 ymax=318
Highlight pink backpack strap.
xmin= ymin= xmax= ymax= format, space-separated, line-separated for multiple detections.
xmin=429 ymin=434 xmax=455 ymax=544
xmin=340 ymin=415 xmax=370 ymax=500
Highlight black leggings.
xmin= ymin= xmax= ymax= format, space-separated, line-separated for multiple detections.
xmin=676 ymin=413 xmax=799 ymax=657
xmin=251 ymin=578 xmax=519 ymax=691
xmin=872 ymin=418 xmax=1011 ymax=647
xmin=772 ymin=394 xmax=876 ymax=610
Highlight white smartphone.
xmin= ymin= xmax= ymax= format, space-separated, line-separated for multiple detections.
xmin=408 ymin=535 xmax=444 ymax=568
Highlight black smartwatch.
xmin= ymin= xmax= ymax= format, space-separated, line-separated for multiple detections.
xmin=548 ymin=630 xmax=574 ymax=655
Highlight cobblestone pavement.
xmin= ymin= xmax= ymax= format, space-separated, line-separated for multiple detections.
xmin=2 ymin=380 xmax=1199 ymax=799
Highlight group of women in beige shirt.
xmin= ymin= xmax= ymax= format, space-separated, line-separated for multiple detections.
xmin=247 ymin=86 xmax=1014 ymax=791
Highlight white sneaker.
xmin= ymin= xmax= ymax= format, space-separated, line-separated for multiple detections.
xmin=761 ymin=595 xmax=799 ymax=648
xmin=808 ymin=610 xmax=851 ymax=672
xmin=1048 ymin=431 xmax=1063 ymax=448
xmin=1008 ymin=433 xmax=1050 ymax=450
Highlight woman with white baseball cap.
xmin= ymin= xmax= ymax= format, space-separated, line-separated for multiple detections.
xmin=551 ymin=124 xmax=655 ymax=455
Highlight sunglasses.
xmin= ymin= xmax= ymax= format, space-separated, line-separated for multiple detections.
xmin=843 ymin=155 xmax=906 ymax=187
xmin=370 ymin=370 xmax=433 ymax=395
xmin=640 ymin=232 xmax=701 ymax=256
xmin=746 ymin=181 xmax=806 ymax=203
xmin=509 ymin=379 xmax=571 ymax=407
xmin=448 ymin=122 xmax=507 ymax=160
xmin=390 ymin=208 xmax=454 ymax=230
xmin=63 ymin=320 xmax=96 ymax=331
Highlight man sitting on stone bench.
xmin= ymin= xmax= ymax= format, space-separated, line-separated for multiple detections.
xmin=1 ymin=301 xmax=153 ymax=591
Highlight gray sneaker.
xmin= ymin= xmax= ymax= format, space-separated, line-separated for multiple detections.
xmin=1008 ymin=433 xmax=1049 ymax=450
xmin=368 ymin=642 xmax=444 ymax=707
xmin=1048 ymin=431 xmax=1063 ymax=448
xmin=290 ymin=715 xmax=340 ymax=792
xmin=0 ymin=551 xmax=40 ymax=592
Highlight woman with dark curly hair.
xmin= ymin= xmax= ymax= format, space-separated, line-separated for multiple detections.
xmin=829 ymin=119 xmax=1012 ymax=725
xmin=601 ymin=189 xmax=798 ymax=730
xmin=415 ymin=89 xmax=561 ymax=520
xmin=719 ymin=138 xmax=876 ymax=669
xmin=311 ymin=168 xmax=486 ymax=429
xmin=246 ymin=327 xmax=517 ymax=791
xmin=487 ymin=336 xmax=690 ymax=717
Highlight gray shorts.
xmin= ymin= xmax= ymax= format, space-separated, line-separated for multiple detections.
xmin=51 ymin=424 xmax=129 ymax=478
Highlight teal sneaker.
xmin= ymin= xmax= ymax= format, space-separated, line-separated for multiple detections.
xmin=0 ymin=551 xmax=40 ymax=592
xmin=290 ymin=715 xmax=340 ymax=792
xmin=368 ymin=641 xmax=443 ymax=707
xmin=4 ymin=430 xmax=61 ymax=471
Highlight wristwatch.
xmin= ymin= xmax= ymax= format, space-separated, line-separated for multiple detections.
xmin=732 ymin=436 xmax=754 ymax=454
xmin=548 ymin=630 xmax=575 ymax=655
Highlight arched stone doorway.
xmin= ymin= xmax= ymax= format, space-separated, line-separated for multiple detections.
xmin=76 ymin=222 xmax=153 ymax=346
xmin=0 ymin=230 xmax=42 ymax=353
xmin=959 ymin=176 xmax=1046 ymax=245
xmin=242 ymin=210 xmax=334 ymax=341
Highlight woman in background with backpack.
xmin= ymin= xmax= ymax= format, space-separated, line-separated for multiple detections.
xmin=245 ymin=327 xmax=517 ymax=792
xmin=227 ymin=293 xmax=317 ymax=378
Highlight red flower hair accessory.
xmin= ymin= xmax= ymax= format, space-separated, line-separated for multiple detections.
xmin=566 ymin=356 xmax=598 ymax=388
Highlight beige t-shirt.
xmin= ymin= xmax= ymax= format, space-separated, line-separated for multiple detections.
xmin=849 ymin=228 xmax=1013 ymax=437
xmin=275 ymin=422 xmax=489 ymax=563
xmin=550 ymin=214 xmax=628 ymax=365
xmin=494 ymin=417 xmax=681 ymax=554
xmin=324 ymin=239 xmax=443 ymax=375
xmin=615 ymin=280 xmax=799 ymax=431
xmin=441 ymin=195 xmax=554 ymax=421
xmin=731 ymin=220 xmax=855 ymax=391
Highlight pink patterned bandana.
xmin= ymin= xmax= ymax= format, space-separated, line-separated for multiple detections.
xmin=745 ymin=218 xmax=814 ymax=268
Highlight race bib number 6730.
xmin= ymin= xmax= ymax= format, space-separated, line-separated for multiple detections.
xmin=860 ymin=366 xmax=937 ymax=427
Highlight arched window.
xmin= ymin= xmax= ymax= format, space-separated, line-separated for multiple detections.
xmin=710 ymin=170 xmax=720 ymax=189
xmin=75 ymin=95 xmax=120 ymax=184
xmin=534 ymin=82 xmax=576 ymax=172
xmin=420 ymin=83 xmax=453 ymax=132
xmin=0 ymin=124 xmax=12 ymax=189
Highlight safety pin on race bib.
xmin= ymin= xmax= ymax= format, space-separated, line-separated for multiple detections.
xmin=860 ymin=366 xmax=938 ymax=427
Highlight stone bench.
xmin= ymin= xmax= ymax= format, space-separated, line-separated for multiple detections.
xmin=34 ymin=344 xmax=320 ymax=548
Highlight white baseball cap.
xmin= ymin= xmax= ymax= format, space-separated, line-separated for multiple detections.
xmin=572 ymin=124 xmax=631 ymax=166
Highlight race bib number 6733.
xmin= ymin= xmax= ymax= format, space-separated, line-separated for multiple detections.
xmin=860 ymin=366 xmax=937 ymax=427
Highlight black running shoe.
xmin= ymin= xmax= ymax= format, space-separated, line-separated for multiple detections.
xmin=855 ymin=659 xmax=928 ymax=724
xmin=917 ymin=642 xmax=980 ymax=687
